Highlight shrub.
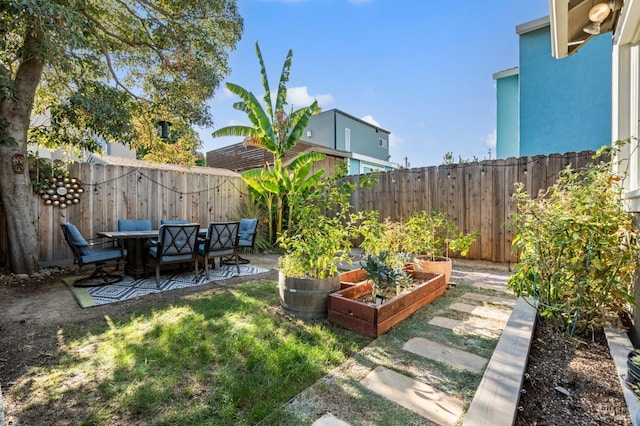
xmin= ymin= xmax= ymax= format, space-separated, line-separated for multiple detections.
xmin=508 ymin=147 xmax=639 ymax=335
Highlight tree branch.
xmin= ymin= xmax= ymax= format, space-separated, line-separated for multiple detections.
xmin=92 ymin=31 xmax=140 ymax=100
xmin=80 ymin=9 xmax=165 ymax=57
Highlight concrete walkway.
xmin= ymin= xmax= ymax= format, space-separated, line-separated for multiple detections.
xmin=284 ymin=264 xmax=523 ymax=425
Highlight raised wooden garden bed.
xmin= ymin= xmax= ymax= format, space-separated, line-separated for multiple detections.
xmin=329 ymin=270 xmax=446 ymax=338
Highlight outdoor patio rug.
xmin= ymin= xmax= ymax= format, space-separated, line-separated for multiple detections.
xmin=65 ymin=265 xmax=269 ymax=308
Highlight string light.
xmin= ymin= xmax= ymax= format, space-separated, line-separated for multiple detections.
xmin=85 ymin=170 xmax=250 ymax=197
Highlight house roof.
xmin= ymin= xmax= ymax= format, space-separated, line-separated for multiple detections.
xmin=550 ymin=0 xmax=623 ymax=58
xmin=323 ymin=108 xmax=391 ymax=134
xmin=87 ymin=154 xmax=241 ymax=177
xmin=205 ymin=140 xmax=350 ymax=172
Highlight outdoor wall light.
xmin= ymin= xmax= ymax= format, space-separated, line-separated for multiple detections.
xmin=588 ymin=2 xmax=611 ymax=22
xmin=583 ymin=21 xmax=602 ymax=35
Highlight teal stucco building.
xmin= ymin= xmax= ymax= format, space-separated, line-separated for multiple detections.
xmin=494 ymin=16 xmax=613 ymax=159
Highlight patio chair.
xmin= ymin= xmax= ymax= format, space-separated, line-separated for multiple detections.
xmin=147 ymin=223 xmax=200 ymax=287
xmin=199 ymin=221 xmax=240 ymax=278
xmin=61 ymin=222 xmax=127 ymax=287
xmin=160 ymin=219 xmax=189 ymax=225
xmin=222 ymin=218 xmax=258 ymax=265
xmin=117 ymin=219 xmax=152 ymax=232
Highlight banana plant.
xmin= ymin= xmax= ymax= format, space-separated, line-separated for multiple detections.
xmin=242 ymin=167 xmax=278 ymax=242
xmin=211 ymin=42 xmax=320 ymax=163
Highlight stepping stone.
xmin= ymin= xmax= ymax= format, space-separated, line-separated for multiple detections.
xmin=450 ymin=302 xmax=512 ymax=322
xmin=361 ymin=366 xmax=464 ymax=426
xmin=429 ymin=316 xmax=505 ymax=339
xmin=461 ymin=292 xmax=516 ymax=307
xmin=403 ymin=337 xmax=488 ymax=373
xmin=312 ymin=412 xmax=351 ymax=426
xmin=472 ymin=282 xmax=512 ymax=294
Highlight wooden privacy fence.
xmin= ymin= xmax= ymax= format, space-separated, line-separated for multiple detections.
xmin=0 ymin=162 xmax=249 ymax=267
xmin=346 ymin=150 xmax=599 ymax=265
xmin=0 ymin=150 xmax=599 ymax=268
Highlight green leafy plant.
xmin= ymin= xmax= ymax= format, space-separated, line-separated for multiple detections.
xmin=278 ymin=162 xmax=377 ymax=279
xmin=360 ymin=249 xmax=411 ymax=303
xmin=508 ymin=146 xmax=639 ymax=335
xmin=212 ymin=42 xmax=322 ymax=240
xmin=360 ymin=210 xmax=479 ymax=262
xmin=28 ymin=153 xmax=69 ymax=193
xmin=404 ymin=210 xmax=479 ymax=260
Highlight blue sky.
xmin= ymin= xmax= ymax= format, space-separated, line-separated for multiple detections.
xmin=199 ymin=0 xmax=550 ymax=168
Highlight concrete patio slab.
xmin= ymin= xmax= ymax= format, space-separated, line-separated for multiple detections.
xmin=361 ymin=366 xmax=464 ymax=426
xmin=450 ymin=302 xmax=512 ymax=322
xmin=403 ymin=337 xmax=488 ymax=373
xmin=429 ymin=316 xmax=505 ymax=339
xmin=461 ymin=292 xmax=516 ymax=307
xmin=312 ymin=412 xmax=351 ymax=426
xmin=472 ymin=282 xmax=513 ymax=293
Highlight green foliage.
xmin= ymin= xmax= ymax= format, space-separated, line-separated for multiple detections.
xmin=28 ymin=153 xmax=69 ymax=193
xmin=279 ymin=162 xmax=378 ymax=279
xmin=212 ymin=42 xmax=320 ymax=162
xmin=3 ymin=0 xmax=243 ymax=160
xmin=360 ymin=250 xmax=411 ymax=302
xmin=508 ymin=148 xmax=639 ymax=335
xmin=218 ymin=42 xmax=324 ymax=240
xmin=360 ymin=210 xmax=479 ymax=261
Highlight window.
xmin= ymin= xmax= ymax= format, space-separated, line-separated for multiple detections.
xmin=378 ymin=138 xmax=387 ymax=148
xmin=345 ymin=128 xmax=351 ymax=151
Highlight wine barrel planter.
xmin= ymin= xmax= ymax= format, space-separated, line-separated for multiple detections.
xmin=279 ymin=272 xmax=341 ymax=320
xmin=413 ymin=255 xmax=452 ymax=284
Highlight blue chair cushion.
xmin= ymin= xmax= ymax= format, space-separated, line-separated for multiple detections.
xmin=198 ymin=246 xmax=235 ymax=257
xmin=238 ymin=218 xmax=258 ymax=247
xmin=118 ymin=219 xmax=152 ymax=232
xmin=81 ymin=247 xmax=128 ymax=264
xmin=148 ymin=246 xmax=194 ymax=262
xmin=161 ymin=219 xmax=188 ymax=225
xmin=63 ymin=222 xmax=92 ymax=256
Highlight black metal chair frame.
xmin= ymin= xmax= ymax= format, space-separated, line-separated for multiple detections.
xmin=222 ymin=218 xmax=257 ymax=265
xmin=200 ymin=222 xmax=241 ymax=278
xmin=146 ymin=223 xmax=200 ymax=287
xmin=61 ymin=223 xmax=127 ymax=287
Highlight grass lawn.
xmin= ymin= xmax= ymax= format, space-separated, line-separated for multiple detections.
xmin=9 ymin=280 xmax=371 ymax=425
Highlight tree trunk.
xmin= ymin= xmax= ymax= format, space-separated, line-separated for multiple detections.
xmin=0 ymin=31 xmax=45 ymax=274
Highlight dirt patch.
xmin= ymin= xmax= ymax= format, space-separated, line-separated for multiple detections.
xmin=515 ymin=320 xmax=632 ymax=426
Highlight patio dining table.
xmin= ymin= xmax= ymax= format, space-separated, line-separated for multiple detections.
xmin=98 ymin=229 xmax=206 ymax=279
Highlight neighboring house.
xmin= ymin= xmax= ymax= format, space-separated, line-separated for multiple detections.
xmin=29 ymin=112 xmax=137 ymax=162
xmin=206 ymin=108 xmax=399 ymax=175
xmin=494 ymin=16 xmax=613 ymax=159
xmin=303 ymin=109 xmax=397 ymax=174
xmin=549 ymin=0 xmax=640 ymax=338
xmin=205 ymin=140 xmax=351 ymax=176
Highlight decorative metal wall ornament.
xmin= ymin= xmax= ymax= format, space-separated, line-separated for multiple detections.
xmin=12 ymin=154 xmax=25 ymax=174
xmin=38 ymin=175 xmax=84 ymax=209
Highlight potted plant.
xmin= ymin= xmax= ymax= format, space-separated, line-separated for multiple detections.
xmin=403 ymin=210 xmax=479 ymax=284
xmin=360 ymin=249 xmax=410 ymax=305
xmin=278 ymin=163 xmax=377 ymax=319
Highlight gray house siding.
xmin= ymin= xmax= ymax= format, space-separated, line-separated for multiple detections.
xmin=304 ymin=109 xmax=391 ymax=162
